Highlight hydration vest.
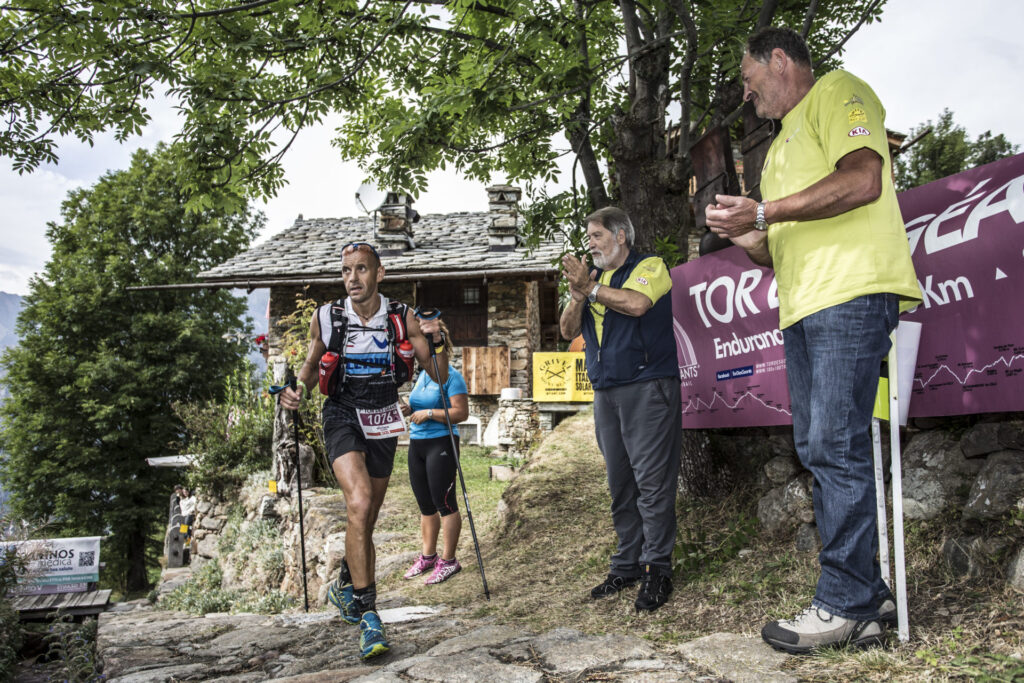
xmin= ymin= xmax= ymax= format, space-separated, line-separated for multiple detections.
xmin=317 ymin=298 xmax=413 ymax=399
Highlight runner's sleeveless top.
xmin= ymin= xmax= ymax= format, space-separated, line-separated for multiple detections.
xmin=318 ymin=294 xmax=401 ymax=409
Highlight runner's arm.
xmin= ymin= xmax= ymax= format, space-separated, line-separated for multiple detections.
xmin=281 ymin=313 xmax=326 ymax=410
xmin=408 ymin=308 xmax=449 ymax=385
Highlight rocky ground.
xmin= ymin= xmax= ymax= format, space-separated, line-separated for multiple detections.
xmin=95 ymin=578 xmax=795 ymax=682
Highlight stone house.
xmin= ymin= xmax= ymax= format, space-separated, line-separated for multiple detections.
xmin=198 ymin=185 xmax=563 ymax=441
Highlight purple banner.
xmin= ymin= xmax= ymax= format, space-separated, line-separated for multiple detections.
xmin=900 ymin=153 xmax=1024 ymax=416
xmin=671 ymin=247 xmax=792 ymax=428
xmin=670 ymin=152 xmax=1024 ymax=427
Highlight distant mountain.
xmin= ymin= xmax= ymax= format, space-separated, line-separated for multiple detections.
xmin=0 ymin=292 xmax=24 ymax=356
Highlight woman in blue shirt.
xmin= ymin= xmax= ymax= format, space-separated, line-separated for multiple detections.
xmin=400 ymin=329 xmax=469 ymax=585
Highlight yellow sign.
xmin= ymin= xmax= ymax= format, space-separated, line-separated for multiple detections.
xmin=268 ymin=479 xmax=278 ymax=494
xmin=179 ymin=524 xmax=189 ymax=534
xmin=533 ymin=352 xmax=594 ymax=402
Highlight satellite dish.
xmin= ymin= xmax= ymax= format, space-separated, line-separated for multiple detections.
xmin=355 ymin=182 xmax=386 ymax=215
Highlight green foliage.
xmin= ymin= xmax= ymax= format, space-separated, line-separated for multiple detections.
xmin=1 ymin=1 xmax=886 ymax=252
xmin=0 ymin=144 xmax=262 ymax=592
xmin=276 ymin=294 xmax=331 ymax=482
xmin=44 ymin=614 xmax=102 ymax=683
xmin=0 ymin=542 xmax=25 ymax=682
xmin=673 ymin=510 xmax=759 ymax=582
xmin=895 ymin=108 xmax=1020 ymax=191
xmin=653 ymin=235 xmax=685 ymax=269
xmin=217 ymin=508 xmax=287 ymax=588
xmin=158 ymin=560 xmax=236 ymax=614
xmin=177 ymin=361 xmax=275 ymax=497
xmin=158 ymin=558 xmax=294 ymax=615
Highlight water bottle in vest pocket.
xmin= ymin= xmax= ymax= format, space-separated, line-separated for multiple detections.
xmin=396 ymin=339 xmax=415 ymax=384
xmin=319 ymin=351 xmax=340 ymax=395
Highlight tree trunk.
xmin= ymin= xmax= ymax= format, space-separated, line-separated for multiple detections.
xmin=606 ymin=38 xmax=692 ymax=256
xmin=678 ymin=430 xmax=732 ymax=498
xmin=126 ymin=527 xmax=150 ymax=592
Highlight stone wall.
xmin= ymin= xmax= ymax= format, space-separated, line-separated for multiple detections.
xmin=750 ymin=415 xmax=1024 ymax=591
xmin=494 ymin=398 xmax=539 ymax=461
xmin=191 ymin=478 xmax=350 ymax=603
xmin=191 ymin=497 xmax=231 ymax=569
xmin=487 ymin=279 xmax=540 ymax=395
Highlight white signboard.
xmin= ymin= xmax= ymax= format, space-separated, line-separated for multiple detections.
xmin=5 ymin=536 xmax=101 ymax=595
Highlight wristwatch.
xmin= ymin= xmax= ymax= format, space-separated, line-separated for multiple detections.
xmin=428 ymin=409 xmax=433 ymax=419
xmin=755 ymin=201 xmax=769 ymax=232
xmin=587 ymin=282 xmax=601 ymax=303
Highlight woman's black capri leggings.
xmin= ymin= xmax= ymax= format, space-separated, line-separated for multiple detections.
xmin=408 ymin=434 xmax=460 ymax=516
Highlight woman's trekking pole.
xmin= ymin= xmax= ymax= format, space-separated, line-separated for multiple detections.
xmin=270 ymin=377 xmax=310 ymax=612
xmin=417 ymin=307 xmax=491 ymax=600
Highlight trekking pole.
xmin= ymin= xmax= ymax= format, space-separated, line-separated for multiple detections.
xmin=270 ymin=377 xmax=310 ymax=612
xmin=416 ymin=307 xmax=490 ymax=600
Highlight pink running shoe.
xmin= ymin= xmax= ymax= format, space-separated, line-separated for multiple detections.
xmin=425 ymin=557 xmax=461 ymax=585
xmin=403 ymin=553 xmax=437 ymax=579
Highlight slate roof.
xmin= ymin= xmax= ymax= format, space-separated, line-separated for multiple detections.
xmin=199 ymin=212 xmax=563 ymax=283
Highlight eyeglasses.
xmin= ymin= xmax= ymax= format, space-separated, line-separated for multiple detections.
xmin=341 ymin=242 xmax=380 ymax=260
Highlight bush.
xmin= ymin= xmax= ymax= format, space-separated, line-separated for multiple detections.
xmin=158 ymin=559 xmax=236 ymax=614
xmin=218 ymin=510 xmax=286 ymax=590
xmin=45 ymin=614 xmax=102 ymax=683
xmin=276 ymin=295 xmax=334 ymax=485
xmin=157 ymin=557 xmax=294 ymax=615
xmin=176 ymin=361 xmax=275 ymax=496
xmin=0 ymin=542 xmax=25 ymax=683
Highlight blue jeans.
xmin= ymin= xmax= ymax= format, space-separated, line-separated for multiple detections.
xmin=783 ymin=293 xmax=898 ymax=620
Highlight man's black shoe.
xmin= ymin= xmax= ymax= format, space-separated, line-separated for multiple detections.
xmin=590 ymin=573 xmax=639 ymax=599
xmin=635 ymin=567 xmax=673 ymax=612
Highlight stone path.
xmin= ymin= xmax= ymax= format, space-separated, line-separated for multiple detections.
xmin=96 ymin=588 xmax=796 ymax=682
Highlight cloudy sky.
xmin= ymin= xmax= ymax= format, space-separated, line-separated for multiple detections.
xmin=1 ymin=0 xmax=1021 ymax=295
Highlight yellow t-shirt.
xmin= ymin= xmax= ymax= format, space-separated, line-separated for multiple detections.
xmin=591 ymin=256 xmax=672 ymax=345
xmin=761 ymin=69 xmax=922 ymax=329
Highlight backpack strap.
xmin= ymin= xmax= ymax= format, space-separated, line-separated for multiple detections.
xmin=386 ymin=300 xmax=408 ymax=343
xmin=325 ymin=299 xmax=348 ymax=354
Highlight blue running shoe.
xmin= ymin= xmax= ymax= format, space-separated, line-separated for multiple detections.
xmin=327 ymin=578 xmax=360 ymax=624
xmin=358 ymin=610 xmax=390 ymax=660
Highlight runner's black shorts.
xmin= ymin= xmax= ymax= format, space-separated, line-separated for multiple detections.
xmin=322 ymin=400 xmax=397 ymax=478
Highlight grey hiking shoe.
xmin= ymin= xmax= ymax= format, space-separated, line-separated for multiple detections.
xmin=879 ymin=598 xmax=898 ymax=626
xmin=762 ymin=605 xmax=885 ymax=654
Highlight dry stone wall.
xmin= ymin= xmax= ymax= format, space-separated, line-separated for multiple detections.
xmin=749 ymin=415 xmax=1024 ymax=592
xmin=487 ymin=279 xmax=540 ymax=395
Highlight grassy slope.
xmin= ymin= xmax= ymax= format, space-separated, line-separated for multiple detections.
xmin=375 ymin=412 xmax=1024 ymax=681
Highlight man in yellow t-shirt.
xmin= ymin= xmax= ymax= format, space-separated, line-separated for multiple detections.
xmin=559 ymin=206 xmax=681 ymax=613
xmin=706 ymin=27 xmax=921 ymax=654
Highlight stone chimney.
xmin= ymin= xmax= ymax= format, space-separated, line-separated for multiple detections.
xmin=376 ymin=191 xmax=418 ymax=255
xmin=486 ymin=185 xmax=521 ymax=252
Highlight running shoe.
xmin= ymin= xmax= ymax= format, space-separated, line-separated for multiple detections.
xmin=358 ymin=610 xmax=390 ymax=659
xmin=403 ymin=553 xmax=438 ymax=579
xmin=326 ymin=577 xmax=360 ymax=624
xmin=424 ymin=557 xmax=461 ymax=585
